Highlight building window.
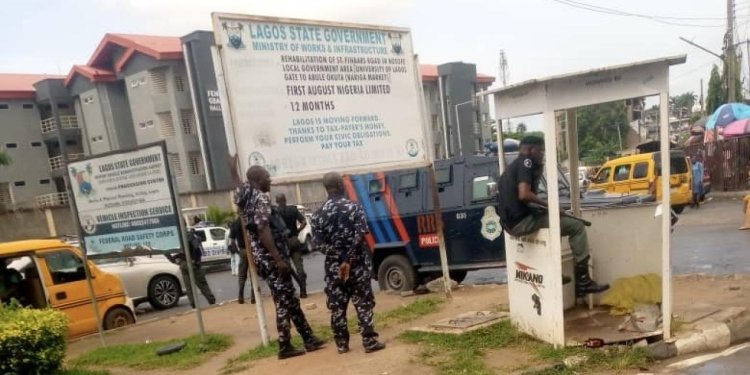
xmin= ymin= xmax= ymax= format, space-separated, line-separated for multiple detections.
xmin=181 ymin=109 xmax=195 ymax=135
xmin=150 ymin=69 xmax=168 ymax=94
xmin=57 ymin=103 xmax=69 ymax=109
xmin=14 ymin=181 xmax=26 ymax=187
xmin=22 ymin=103 xmax=34 ymax=109
xmin=157 ymin=112 xmax=175 ymax=137
xmin=168 ymin=153 xmax=183 ymax=177
xmin=5 ymin=143 xmax=17 ymax=148
xmin=40 ymin=179 xmax=50 ymax=184
xmin=175 ymin=75 xmax=186 ymax=92
xmin=188 ymin=152 xmax=204 ymax=176
xmin=66 ymin=140 xmax=77 ymax=146
xmin=30 ymin=141 xmax=42 ymax=147
xmin=0 ymin=104 xmax=8 ymax=109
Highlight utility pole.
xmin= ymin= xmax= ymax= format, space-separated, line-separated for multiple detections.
xmin=700 ymin=78 xmax=704 ymax=115
xmin=727 ymin=0 xmax=736 ymax=102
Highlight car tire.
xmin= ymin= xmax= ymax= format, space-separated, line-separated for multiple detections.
xmin=449 ymin=270 xmax=468 ymax=284
xmin=103 ymin=306 xmax=135 ymax=330
xmin=377 ymin=255 xmax=417 ymax=292
xmin=148 ymin=275 xmax=181 ymax=310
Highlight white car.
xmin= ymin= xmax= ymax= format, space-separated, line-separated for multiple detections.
xmin=92 ymin=254 xmax=186 ymax=310
xmin=190 ymin=225 xmax=232 ymax=265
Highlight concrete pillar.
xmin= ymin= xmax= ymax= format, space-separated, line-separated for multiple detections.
xmin=44 ymin=208 xmax=57 ymax=238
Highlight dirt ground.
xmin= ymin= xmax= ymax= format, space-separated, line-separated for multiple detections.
xmin=67 ymin=274 xmax=750 ymax=375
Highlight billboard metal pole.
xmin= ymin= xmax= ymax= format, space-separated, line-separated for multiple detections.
xmin=211 ymin=43 xmax=270 ymax=345
xmin=51 ymin=87 xmax=106 ymax=346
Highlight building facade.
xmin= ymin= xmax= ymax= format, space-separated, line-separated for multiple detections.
xmin=421 ymin=62 xmax=495 ymax=159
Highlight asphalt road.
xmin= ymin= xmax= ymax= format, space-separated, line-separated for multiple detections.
xmin=134 ymin=199 xmax=748 ymax=322
xmin=667 ymin=343 xmax=750 ymax=374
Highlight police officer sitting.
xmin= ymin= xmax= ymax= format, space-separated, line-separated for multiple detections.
xmin=497 ymin=135 xmax=608 ymax=297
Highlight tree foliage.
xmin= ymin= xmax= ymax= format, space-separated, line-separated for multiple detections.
xmin=205 ymin=205 xmax=235 ymax=226
xmin=706 ymin=64 xmax=725 ymax=114
xmin=576 ymin=101 xmax=629 ymax=165
xmin=670 ymin=91 xmax=697 ymax=116
xmin=0 ymin=151 xmax=11 ymax=166
xmin=515 ymin=122 xmax=527 ymax=134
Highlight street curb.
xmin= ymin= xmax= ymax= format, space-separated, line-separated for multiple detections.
xmin=648 ymin=308 xmax=750 ymax=360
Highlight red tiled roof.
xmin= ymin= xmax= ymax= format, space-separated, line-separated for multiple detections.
xmin=64 ymin=65 xmax=117 ymax=87
xmin=87 ymin=33 xmax=183 ymax=71
xmin=420 ymin=64 xmax=496 ymax=84
xmin=0 ymin=73 xmax=65 ymax=100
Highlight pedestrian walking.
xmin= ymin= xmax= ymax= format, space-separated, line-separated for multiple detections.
xmin=691 ymin=155 xmax=705 ymax=208
xmin=229 ymin=217 xmax=254 ymax=304
xmin=173 ymin=228 xmax=216 ymax=309
xmin=232 ymin=161 xmax=324 ymax=359
xmin=275 ymin=193 xmax=308 ymax=298
xmin=312 ymin=171 xmax=385 ymax=355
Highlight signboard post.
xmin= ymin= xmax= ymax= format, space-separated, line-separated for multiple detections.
xmin=67 ymin=142 xmax=206 ymax=337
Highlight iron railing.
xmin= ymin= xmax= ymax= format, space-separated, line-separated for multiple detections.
xmin=684 ymin=135 xmax=750 ymax=192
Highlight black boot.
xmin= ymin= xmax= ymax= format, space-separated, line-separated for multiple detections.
xmin=575 ymin=256 xmax=609 ymax=297
xmin=303 ymin=335 xmax=326 ymax=352
xmin=278 ymin=342 xmax=306 ymax=359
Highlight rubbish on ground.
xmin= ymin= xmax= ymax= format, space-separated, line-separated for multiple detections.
xmin=601 ymin=274 xmax=662 ymax=315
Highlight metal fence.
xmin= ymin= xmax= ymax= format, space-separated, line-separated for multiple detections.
xmin=684 ymin=135 xmax=750 ymax=192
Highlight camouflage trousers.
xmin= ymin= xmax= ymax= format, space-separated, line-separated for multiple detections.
xmin=324 ymin=256 xmax=378 ymax=348
xmin=179 ymin=261 xmax=215 ymax=307
xmin=258 ymin=256 xmax=314 ymax=345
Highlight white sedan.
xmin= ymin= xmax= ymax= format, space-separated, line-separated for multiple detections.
xmin=92 ymin=254 xmax=186 ymax=310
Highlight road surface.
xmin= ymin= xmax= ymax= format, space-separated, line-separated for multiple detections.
xmin=135 ymin=199 xmax=748 ymax=322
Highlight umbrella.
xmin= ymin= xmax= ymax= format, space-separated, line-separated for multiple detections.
xmin=706 ymin=103 xmax=750 ymax=129
xmin=723 ymin=119 xmax=750 ymax=138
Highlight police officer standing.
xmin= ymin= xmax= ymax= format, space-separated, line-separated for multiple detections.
xmin=312 ymin=172 xmax=385 ymax=354
xmin=275 ymin=193 xmax=308 ymax=298
xmin=232 ymin=162 xmax=325 ymax=359
xmin=229 ymin=217 xmax=254 ymax=304
xmin=497 ymin=135 xmax=609 ymax=297
xmin=178 ymin=228 xmax=216 ymax=308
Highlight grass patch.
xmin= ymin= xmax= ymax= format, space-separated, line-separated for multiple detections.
xmin=400 ymin=320 xmax=651 ymax=375
xmin=222 ymin=297 xmax=444 ymax=374
xmin=55 ymin=368 xmax=111 ymax=375
xmin=70 ymin=334 xmax=232 ymax=371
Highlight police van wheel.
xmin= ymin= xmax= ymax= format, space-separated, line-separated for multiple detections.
xmin=378 ymin=255 xmax=416 ymax=292
xmin=449 ymin=270 xmax=468 ymax=284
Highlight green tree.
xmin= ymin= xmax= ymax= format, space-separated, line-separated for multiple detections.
xmin=515 ymin=122 xmax=527 ymax=134
xmin=205 ymin=205 xmax=235 ymax=226
xmin=670 ymin=91 xmax=697 ymax=117
xmin=576 ymin=101 xmax=629 ymax=165
xmin=0 ymin=151 xmax=11 ymax=166
xmin=706 ymin=64 xmax=725 ymax=114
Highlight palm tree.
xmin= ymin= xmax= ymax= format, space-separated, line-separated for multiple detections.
xmin=0 ymin=151 xmax=11 ymax=166
xmin=516 ymin=122 xmax=527 ymax=134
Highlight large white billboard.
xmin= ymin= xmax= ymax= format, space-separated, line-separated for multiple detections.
xmin=212 ymin=14 xmax=430 ymax=182
xmin=68 ymin=143 xmax=182 ymax=254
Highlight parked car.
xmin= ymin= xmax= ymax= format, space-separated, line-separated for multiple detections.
xmin=296 ymin=206 xmax=316 ymax=254
xmin=91 ymin=253 xmax=185 ymax=310
xmin=190 ymin=225 xmax=232 ymax=265
xmin=3 ymin=239 xmax=136 ymax=337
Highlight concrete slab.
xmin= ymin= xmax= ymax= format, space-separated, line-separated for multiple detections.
xmin=408 ymin=310 xmax=508 ymax=334
xmin=676 ymin=304 xmax=721 ymax=324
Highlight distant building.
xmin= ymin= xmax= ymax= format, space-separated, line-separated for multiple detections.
xmin=0 ymin=33 xmax=495 ymax=210
xmin=421 ymin=63 xmax=495 ymax=159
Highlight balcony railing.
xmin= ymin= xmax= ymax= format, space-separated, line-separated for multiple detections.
xmin=35 ymin=192 xmax=69 ymax=208
xmin=49 ymin=153 xmax=85 ymax=171
xmin=41 ymin=115 xmax=79 ymax=135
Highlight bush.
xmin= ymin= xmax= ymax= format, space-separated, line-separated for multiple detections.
xmin=0 ymin=302 xmax=69 ymax=375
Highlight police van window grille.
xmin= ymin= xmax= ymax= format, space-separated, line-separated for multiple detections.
xmin=436 ymin=167 xmax=452 ymax=184
xmin=149 ymin=70 xmax=168 ymax=94
xmin=168 ymin=153 xmax=183 ymax=177
xmin=472 ymin=176 xmax=491 ymax=201
xmin=158 ymin=112 xmax=175 ymax=138
xmin=399 ymin=173 xmax=418 ymax=190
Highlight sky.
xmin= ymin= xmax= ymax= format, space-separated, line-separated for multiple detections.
xmin=1 ymin=0 xmax=745 ymax=130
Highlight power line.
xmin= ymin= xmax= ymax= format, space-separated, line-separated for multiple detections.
xmin=549 ymin=0 xmax=725 ymax=27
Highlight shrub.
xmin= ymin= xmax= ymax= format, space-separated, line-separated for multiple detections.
xmin=0 ymin=301 xmax=69 ymax=375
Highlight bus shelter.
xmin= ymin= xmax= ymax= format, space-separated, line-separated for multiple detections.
xmin=482 ymin=55 xmax=686 ymax=346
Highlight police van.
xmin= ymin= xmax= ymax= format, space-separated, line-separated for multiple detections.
xmin=345 ymin=155 xmax=645 ymax=292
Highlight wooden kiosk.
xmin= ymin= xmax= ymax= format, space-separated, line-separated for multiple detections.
xmin=481 ymin=56 xmax=686 ymax=346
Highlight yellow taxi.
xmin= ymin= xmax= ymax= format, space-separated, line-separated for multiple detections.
xmin=589 ymin=150 xmax=693 ymax=213
xmin=0 ymin=239 xmax=135 ymax=338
